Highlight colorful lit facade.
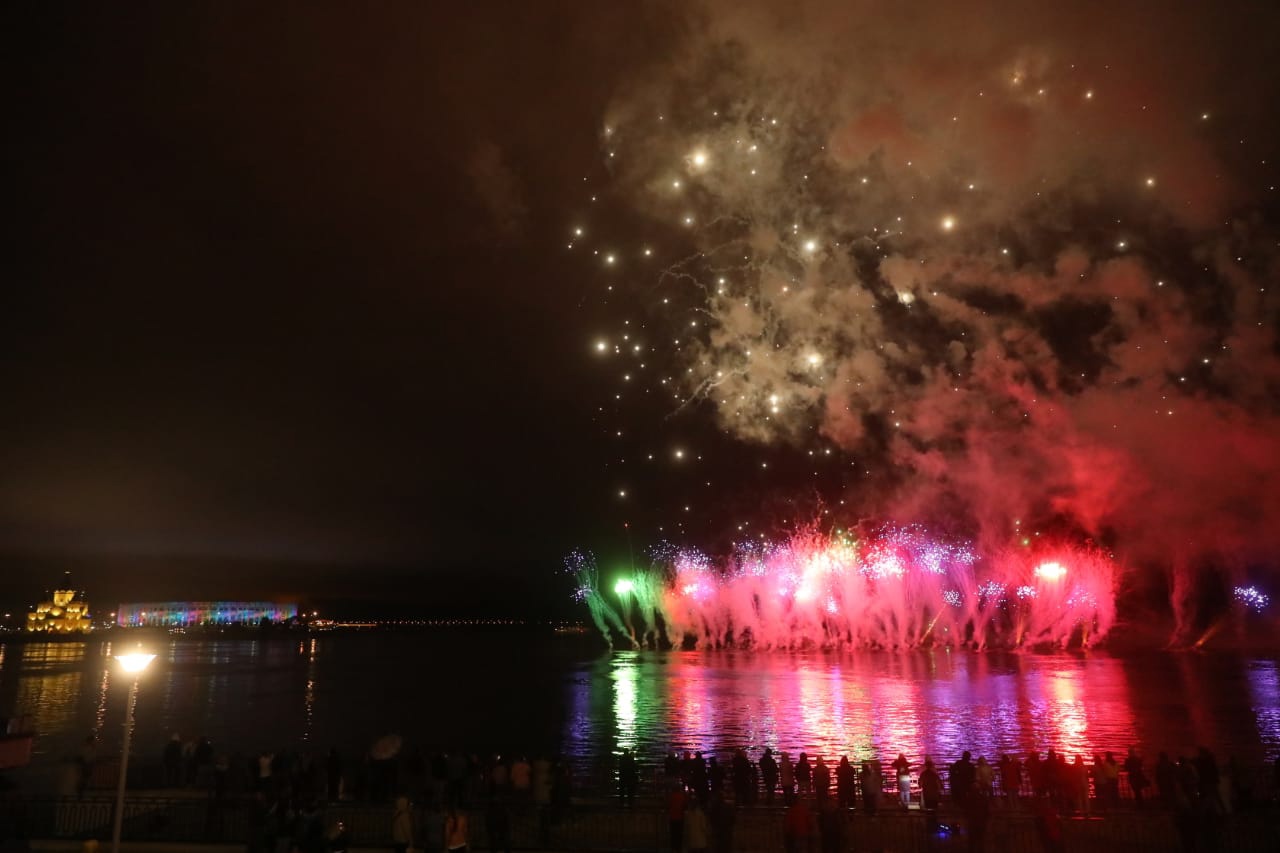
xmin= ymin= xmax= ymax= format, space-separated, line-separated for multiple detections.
xmin=27 ymin=589 xmax=92 ymax=633
xmin=116 ymin=601 xmax=297 ymax=628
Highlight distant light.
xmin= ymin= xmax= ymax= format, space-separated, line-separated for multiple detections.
xmin=614 ymin=579 xmax=635 ymax=595
xmin=689 ymin=150 xmax=709 ymax=169
xmin=803 ymin=239 xmax=818 ymax=253
xmin=595 ymin=340 xmax=607 ymax=352
xmin=604 ymin=254 xmax=616 ymax=265
xmin=897 ymin=291 xmax=915 ymax=305
xmin=1034 ymin=561 xmax=1067 ymax=581
xmin=1144 ymin=177 xmax=1156 ymax=187
xmin=116 ymin=652 xmax=156 ymax=674
xmin=674 ymin=449 xmax=685 ymax=459
xmin=940 ymin=216 xmax=956 ymax=232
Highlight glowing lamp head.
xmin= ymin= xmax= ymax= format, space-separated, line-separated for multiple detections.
xmin=1033 ymin=561 xmax=1067 ymax=582
xmin=116 ymin=652 xmax=156 ymax=674
xmin=614 ymin=579 xmax=635 ymax=595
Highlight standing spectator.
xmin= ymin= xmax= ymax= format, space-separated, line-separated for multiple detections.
xmin=1225 ymin=755 xmax=1252 ymax=811
xmin=709 ymin=791 xmax=735 ymax=853
xmin=858 ymin=761 xmax=878 ymax=815
xmin=257 ymin=751 xmax=274 ymax=793
xmin=920 ymin=759 xmax=942 ymax=832
xmin=1031 ymin=796 xmax=1064 ymax=853
xmin=891 ymin=753 xmax=911 ymax=809
xmin=835 ymin=757 xmax=856 ymax=811
xmin=76 ymin=734 xmax=97 ymax=797
xmin=1027 ymin=752 xmax=1045 ymax=798
xmin=998 ymin=754 xmax=1022 ymax=804
xmin=665 ymin=751 xmax=681 ymax=784
xmin=949 ymin=752 xmax=975 ymax=810
xmin=194 ymin=736 xmax=214 ymax=789
xmin=1194 ymin=748 xmax=1222 ymax=814
xmin=780 ymin=752 xmax=795 ymax=798
xmin=1124 ymin=747 xmax=1149 ymax=808
xmin=1099 ymin=752 xmax=1121 ymax=810
xmin=293 ymin=799 xmax=326 ymax=853
xmin=667 ymin=782 xmax=689 ymax=851
xmin=975 ymin=756 xmax=994 ymax=799
xmin=760 ymin=749 xmax=779 ymax=804
xmin=782 ymin=794 xmax=814 ymax=853
xmin=813 ymin=756 xmax=831 ymax=801
xmin=163 ymin=734 xmax=182 ymax=787
xmin=731 ymin=749 xmax=752 ymax=805
xmin=689 ymin=753 xmax=709 ymax=803
xmin=420 ymin=802 xmax=445 ymax=853
xmin=1155 ymin=752 xmax=1177 ymax=808
xmin=795 ymin=753 xmax=812 ymax=796
xmin=510 ymin=756 xmax=531 ymax=800
xmin=325 ymin=748 xmax=343 ymax=802
xmin=964 ymin=783 xmax=990 ymax=853
xmin=817 ymin=794 xmax=843 ymax=853
xmin=391 ymin=796 xmax=414 ymax=853
xmin=1069 ymin=757 xmax=1089 ymax=815
xmin=327 ymin=819 xmax=350 ymax=853
xmin=485 ymin=796 xmax=512 ymax=853
xmin=444 ymin=803 xmax=469 ymax=852
xmin=684 ymin=798 xmax=710 ymax=853
xmin=708 ymin=756 xmax=726 ymax=799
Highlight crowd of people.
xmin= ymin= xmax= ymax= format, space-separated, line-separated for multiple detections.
xmin=647 ymin=744 xmax=1272 ymax=812
xmin=44 ymin=731 xmax=1279 ymax=852
xmin=648 ymin=746 xmax=1278 ymax=853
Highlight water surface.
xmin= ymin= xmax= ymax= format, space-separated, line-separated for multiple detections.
xmin=2 ymin=632 xmax=1276 ymax=789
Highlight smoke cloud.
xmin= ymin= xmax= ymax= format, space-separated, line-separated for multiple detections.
xmin=596 ymin=0 xmax=1280 ymax=639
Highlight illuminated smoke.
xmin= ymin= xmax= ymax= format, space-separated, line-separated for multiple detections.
xmin=577 ymin=0 xmax=1280 ymax=643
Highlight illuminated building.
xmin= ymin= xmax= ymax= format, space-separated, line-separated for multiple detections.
xmin=27 ymin=589 xmax=93 ymax=633
xmin=116 ymin=601 xmax=298 ymax=628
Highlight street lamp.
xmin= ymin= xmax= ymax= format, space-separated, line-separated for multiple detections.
xmin=111 ymin=651 xmax=155 ymax=853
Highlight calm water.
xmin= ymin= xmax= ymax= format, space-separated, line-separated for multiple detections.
xmin=2 ymin=631 xmax=1278 ymax=789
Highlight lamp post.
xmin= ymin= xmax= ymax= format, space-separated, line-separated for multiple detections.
xmin=111 ymin=652 xmax=155 ymax=853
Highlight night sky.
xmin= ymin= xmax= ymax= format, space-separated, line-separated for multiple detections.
xmin=5 ymin=2 xmax=1279 ymax=622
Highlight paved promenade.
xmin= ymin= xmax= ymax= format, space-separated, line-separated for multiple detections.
xmin=4 ymin=793 xmax=1278 ymax=852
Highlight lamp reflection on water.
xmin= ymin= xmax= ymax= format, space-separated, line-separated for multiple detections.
xmin=612 ymin=655 xmax=639 ymax=752
xmin=112 ymin=650 xmax=155 ymax=853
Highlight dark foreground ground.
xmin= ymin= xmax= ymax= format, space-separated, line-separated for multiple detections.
xmin=2 ymin=791 xmax=1278 ymax=852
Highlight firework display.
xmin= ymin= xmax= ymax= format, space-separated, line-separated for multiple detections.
xmin=562 ymin=6 xmax=1279 ymax=645
xmin=570 ymin=527 xmax=1117 ymax=650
